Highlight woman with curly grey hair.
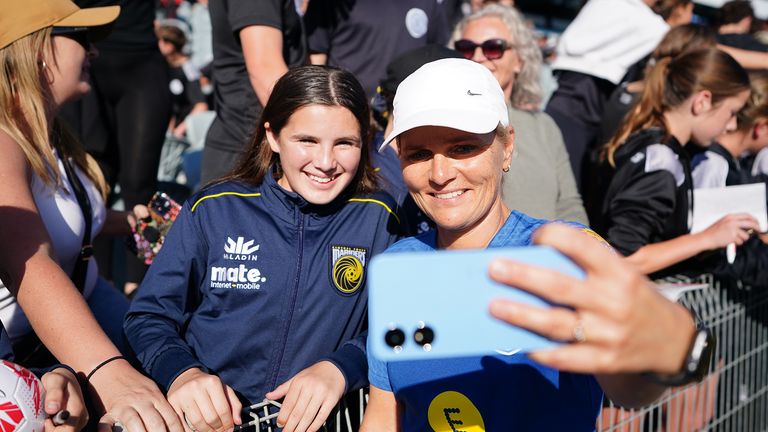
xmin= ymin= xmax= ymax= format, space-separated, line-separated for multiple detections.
xmin=451 ymin=4 xmax=588 ymax=224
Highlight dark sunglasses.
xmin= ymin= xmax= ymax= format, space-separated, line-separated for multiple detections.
xmin=454 ymin=38 xmax=512 ymax=60
xmin=52 ymin=28 xmax=91 ymax=50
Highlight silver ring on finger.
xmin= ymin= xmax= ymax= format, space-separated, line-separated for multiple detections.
xmin=183 ymin=414 xmax=198 ymax=432
xmin=572 ymin=318 xmax=587 ymax=343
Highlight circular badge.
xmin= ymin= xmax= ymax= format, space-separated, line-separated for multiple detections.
xmin=333 ymin=254 xmax=364 ymax=294
xmin=428 ymin=391 xmax=486 ymax=431
xmin=169 ymin=78 xmax=184 ymax=95
xmin=405 ymin=8 xmax=429 ymax=39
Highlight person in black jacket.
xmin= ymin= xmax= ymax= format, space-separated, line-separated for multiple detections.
xmin=597 ymin=48 xmax=760 ymax=278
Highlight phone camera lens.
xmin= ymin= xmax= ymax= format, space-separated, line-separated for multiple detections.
xmin=413 ymin=326 xmax=434 ymax=346
xmin=384 ymin=328 xmax=406 ymax=349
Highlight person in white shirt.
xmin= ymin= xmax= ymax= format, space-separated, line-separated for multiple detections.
xmin=545 ymin=0 xmax=669 ymax=190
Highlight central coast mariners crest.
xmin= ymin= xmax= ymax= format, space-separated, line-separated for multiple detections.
xmin=330 ymin=246 xmax=367 ymax=295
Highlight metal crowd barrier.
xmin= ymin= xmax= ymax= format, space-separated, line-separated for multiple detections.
xmin=597 ymin=274 xmax=768 ymax=432
xmin=234 ymin=390 xmax=366 ymax=432
xmin=244 ymin=273 xmax=767 ymax=431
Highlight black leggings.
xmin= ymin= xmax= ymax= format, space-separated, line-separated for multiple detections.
xmin=83 ymin=49 xmax=171 ymax=206
xmin=69 ymin=49 xmax=172 ymax=283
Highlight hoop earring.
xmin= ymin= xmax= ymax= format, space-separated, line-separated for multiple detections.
xmin=40 ymin=59 xmax=54 ymax=85
xmin=502 ymin=165 xmax=510 ymax=173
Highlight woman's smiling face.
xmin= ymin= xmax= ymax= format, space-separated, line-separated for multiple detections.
xmin=397 ymin=125 xmax=513 ymax=243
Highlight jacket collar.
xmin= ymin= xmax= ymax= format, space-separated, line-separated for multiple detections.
xmin=262 ymin=167 xmax=353 ymax=223
xmin=616 ymin=127 xmax=688 ymax=165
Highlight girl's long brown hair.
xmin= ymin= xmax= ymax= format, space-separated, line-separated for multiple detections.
xmin=602 ymin=48 xmax=750 ymax=166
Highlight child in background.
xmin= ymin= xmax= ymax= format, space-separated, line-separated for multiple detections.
xmin=598 ymin=48 xmax=760 ymax=278
xmin=690 ymin=72 xmax=768 ymax=286
xmin=157 ymin=24 xmax=209 ymax=139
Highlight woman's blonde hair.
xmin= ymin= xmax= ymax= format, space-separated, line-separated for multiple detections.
xmin=602 ymin=48 xmax=750 ymax=167
xmin=0 ymin=28 xmax=107 ymax=198
xmin=451 ymin=4 xmax=542 ymax=111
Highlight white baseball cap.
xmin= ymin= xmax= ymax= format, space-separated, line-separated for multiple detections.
xmin=380 ymin=58 xmax=509 ymax=151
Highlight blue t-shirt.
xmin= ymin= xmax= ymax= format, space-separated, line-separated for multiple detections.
xmin=368 ymin=211 xmax=604 ymax=431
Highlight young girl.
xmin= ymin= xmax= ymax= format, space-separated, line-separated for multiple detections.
xmin=692 ymin=73 xmax=768 ymax=188
xmin=125 ymin=66 xmax=400 ymax=432
xmin=691 ymin=73 xmax=768 ymax=286
xmin=586 ymin=23 xmax=718 ymax=225
xmin=156 ymin=24 xmax=209 ymax=139
xmin=599 ymin=48 xmax=760 ymax=276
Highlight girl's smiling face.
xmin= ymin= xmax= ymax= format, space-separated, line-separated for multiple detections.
xmin=267 ymin=104 xmax=362 ymax=205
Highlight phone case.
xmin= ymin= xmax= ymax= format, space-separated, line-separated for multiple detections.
xmin=133 ymin=192 xmax=182 ymax=264
xmin=368 ymin=246 xmax=584 ymax=361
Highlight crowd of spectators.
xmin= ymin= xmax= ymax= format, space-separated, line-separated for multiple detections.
xmin=1 ymin=0 xmax=768 ymax=431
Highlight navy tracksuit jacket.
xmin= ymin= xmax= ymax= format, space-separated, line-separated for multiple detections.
xmin=124 ymin=173 xmax=400 ymax=404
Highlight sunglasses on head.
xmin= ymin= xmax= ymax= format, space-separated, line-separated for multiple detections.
xmin=454 ymin=38 xmax=512 ymax=60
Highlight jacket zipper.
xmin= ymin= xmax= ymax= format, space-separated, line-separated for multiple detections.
xmin=270 ymin=211 xmax=304 ymax=391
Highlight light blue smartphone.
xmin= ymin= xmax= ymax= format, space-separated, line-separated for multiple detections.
xmin=368 ymin=246 xmax=584 ymax=361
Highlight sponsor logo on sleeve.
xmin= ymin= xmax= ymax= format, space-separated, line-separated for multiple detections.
xmin=210 ymin=236 xmax=266 ymax=290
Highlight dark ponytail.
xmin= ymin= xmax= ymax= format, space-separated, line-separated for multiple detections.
xmin=603 ymin=56 xmax=673 ymax=166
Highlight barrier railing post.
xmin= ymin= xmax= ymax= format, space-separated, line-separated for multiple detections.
xmin=597 ymin=274 xmax=768 ymax=432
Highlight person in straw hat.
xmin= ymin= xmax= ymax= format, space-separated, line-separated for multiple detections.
xmin=0 ymin=0 xmax=185 ymax=430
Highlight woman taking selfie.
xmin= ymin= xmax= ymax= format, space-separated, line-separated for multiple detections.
xmin=361 ymin=58 xmax=708 ymax=431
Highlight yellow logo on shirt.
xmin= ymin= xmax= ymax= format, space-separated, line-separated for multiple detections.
xmin=331 ymin=246 xmax=367 ymax=294
xmin=427 ymin=391 xmax=485 ymax=431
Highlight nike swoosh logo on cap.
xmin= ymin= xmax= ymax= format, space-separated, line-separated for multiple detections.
xmin=495 ymin=348 xmax=521 ymax=356
xmin=467 ymin=90 xmax=482 ymax=96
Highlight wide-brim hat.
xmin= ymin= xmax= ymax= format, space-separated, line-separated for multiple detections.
xmin=0 ymin=0 xmax=120 ymax=49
